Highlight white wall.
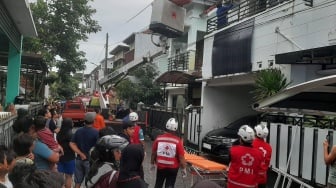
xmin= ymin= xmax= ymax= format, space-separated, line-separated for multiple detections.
xmin=167 ymin=87 xmax=185 ymax=108
xmin=203 ymin=0 xmax=336 ymax=81
xmin=252 ymin=0 xmax=336 ymax=80
xmin=198 ymin=0 xmax=336 ymax=148
xmin=44 ymin=85 xmax=50 ymax=99
xmin=134 ymin=33 xmax=162 ymax=63
xmin=185 ymin=4 xmax=208 ymax=51
xmin=202 ymin=36 xmax=214 ymax=79
xmin=154 ymin=54 xmax=169 ymax=75
xmin=110 ymin=33 xmax=163 ymax=79
xmin=200 ymin=84 xmax=257 ymax=138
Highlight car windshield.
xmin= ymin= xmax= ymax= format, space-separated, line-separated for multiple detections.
xmin=205 ymin=115 xmax=260 ymax=137
xmin=224 ymin=115 xmax=259 ymax=129
xmin=207 ymin=129 xmax=236 ymax=137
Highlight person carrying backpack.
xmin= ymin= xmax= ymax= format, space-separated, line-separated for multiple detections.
xmin=86 ymin=135 xmax=129 ymax=188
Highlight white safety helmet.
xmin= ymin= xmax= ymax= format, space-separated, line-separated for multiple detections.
xmin=129 ymin=112 xmax=139 ymax=122
xmin=237 ymin=125 xmax=255 ymax=143
xmin=254 ymin=123 xmax=269 ymax=138
xmin=166 ymin=118 xmax=178 ymax=131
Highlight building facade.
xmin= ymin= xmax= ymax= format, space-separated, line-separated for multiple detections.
xmin=0 ymin=0 xmax=38 ymax=105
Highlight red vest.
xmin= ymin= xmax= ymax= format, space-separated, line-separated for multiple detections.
xmin=153 ymin=133 xmax=184 ymax=169
xmin=228 ymin=145 xmax=263 ymax=188
xmin=131 ymin=125 xmax=141 ymax=144
xmin=252 ymin=138 xmax=272 ymax=184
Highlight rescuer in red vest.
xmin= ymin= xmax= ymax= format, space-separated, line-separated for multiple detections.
xmin=129 ymin=112 xmax=145 ymax=148
xmin=253 ymin=123 xmax=272 ymax=188
xmin=227 ymin=125 xmax=263 ymax=188
xmin=150 ymin=118 xmax=187 ymax=188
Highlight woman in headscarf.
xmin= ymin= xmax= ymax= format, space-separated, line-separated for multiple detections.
xmin=117 ymin=144 xmax=148 ymax=188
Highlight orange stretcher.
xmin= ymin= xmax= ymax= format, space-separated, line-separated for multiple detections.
xmin=184 ymin=153 xmax=207 ymax=161
xmin=184 ymin=153 xmax=227 ymax=186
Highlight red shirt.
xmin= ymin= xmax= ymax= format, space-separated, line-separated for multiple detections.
xmin=131 ymin=125 xmax=141 ymax=144
xmin=228 ymin=145 xmax=263 ymax=188
xmin=152 ymin=133 xmax=184 ymax=169
xmin=37 ymin=128 xmax=59 ymax=150
xmin=252 ymin=138 xmax=272 ymax=184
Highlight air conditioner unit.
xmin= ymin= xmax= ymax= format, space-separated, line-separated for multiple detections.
xmin=149 ymin=0 xmax=186 ymax=38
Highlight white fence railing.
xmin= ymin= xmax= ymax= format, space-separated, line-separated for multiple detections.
xmin=0 ymin=115 xmax=17 ymax=147
xmin=269 ymin=122 xmax=330 ymax=186
xmin=186 ymin=108 xmax=202 ymax=146
xmin=0 ymin=102 xmax=43 ymax=147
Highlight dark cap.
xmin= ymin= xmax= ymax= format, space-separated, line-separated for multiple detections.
xmin=122 ymin=121 xmax=135 ymax=130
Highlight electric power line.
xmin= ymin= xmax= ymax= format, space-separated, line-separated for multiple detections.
xmin=125 ymin=2 xmax=153 ymax=23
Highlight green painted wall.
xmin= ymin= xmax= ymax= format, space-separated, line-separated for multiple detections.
xmin=6 ymin=39 xmax=22 ymax=105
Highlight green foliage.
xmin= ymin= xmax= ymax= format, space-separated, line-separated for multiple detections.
xmin=24 ymin=0 xmax=101 ymax=99
xmin=252 ymin=68 xmax=291 ymax=102
xmin=45 ymin=72 xmax=58 ymax=85
xmin=116 ymin=64 xmax=162 ymax=109
xmin=49 ymin=74 xmax=80 ymax=100
xmin=73 ymin=72 xmax=84 ymax=82
xmin=24 ymin=0 xmax=101 ymax=81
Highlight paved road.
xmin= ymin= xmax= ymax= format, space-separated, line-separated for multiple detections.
xmin=143 ymin=137 xmax=227 ymax=188
xmin=143 ymin=138 xmax=192 ymax=188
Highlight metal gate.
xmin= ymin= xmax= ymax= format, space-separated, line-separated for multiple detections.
xmin=266 ymin=114 xmax=336 ymax=187
xmin=184 ymin=106 xmax=202 ymax=152
xmin=147 ymin=106 xmax=203 ymax=152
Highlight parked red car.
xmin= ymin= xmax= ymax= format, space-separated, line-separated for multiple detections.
xmin=62 ymin=100 xmax=87 ymax=126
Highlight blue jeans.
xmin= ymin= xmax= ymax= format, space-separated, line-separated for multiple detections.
xmin=74 ymin=159 xmax=90 ymax=184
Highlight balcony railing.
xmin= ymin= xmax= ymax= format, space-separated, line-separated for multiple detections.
xmin=112 ymin=53 xmax=125 ymax=63
xmin=168 ymin=51 xmax=199 ymax=72
xmin=207 ymin=0 xmax=293 ymax=33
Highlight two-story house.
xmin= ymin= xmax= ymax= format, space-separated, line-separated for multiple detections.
xmin=154 ymin=0 xmax=211 ymax=109
xmin=147 ymin=0 xmax=221 ymax=148
xmin=98 ymin=31 xmax=163 ymax=94
xmin=86 ymin=57 xmax=113 ymax=94
xmin=200 ymin=0 xmax=336 ymax=186
xmin=201 ymin=0 xmax=336 ymax=139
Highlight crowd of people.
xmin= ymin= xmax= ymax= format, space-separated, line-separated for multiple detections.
xmin=0 ymin=99 xmax=279 ymax=188
xmin=0 ymin=100 xmax=183 ymax=188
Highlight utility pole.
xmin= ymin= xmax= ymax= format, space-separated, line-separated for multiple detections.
xmin=82 ymin=69 xmax=85 ymax=94
xmin=105 ymin=33 xmax=108 ymax=76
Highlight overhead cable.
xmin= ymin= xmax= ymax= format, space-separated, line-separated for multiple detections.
xmin=125 ymin=2 xmax=153 ymax=23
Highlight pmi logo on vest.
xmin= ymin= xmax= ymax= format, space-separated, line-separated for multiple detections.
xmin=157 ymin=142 xmax=176 ymax=158
xmin=239 ymin=153 xmax=255 ymax=174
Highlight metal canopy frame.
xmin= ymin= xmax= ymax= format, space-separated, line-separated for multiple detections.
xmin=0 ymin=52 xmax=47 ymax=73
xmin=253 ymin=75 xmax=336 ymax=116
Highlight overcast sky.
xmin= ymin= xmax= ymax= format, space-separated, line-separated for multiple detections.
xmin=81 ymin=0 xmax=153 ymax=73
xmin=28 ymin=0 xmax=153 ymax=73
